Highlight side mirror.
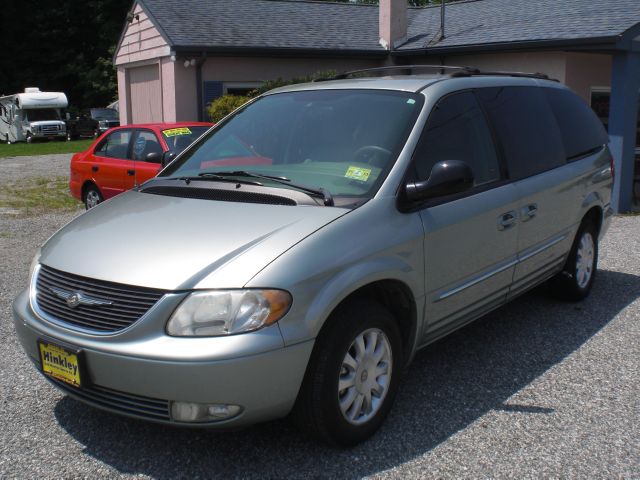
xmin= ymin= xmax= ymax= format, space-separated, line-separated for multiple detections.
xmin=145 ymin=152 xmax=162 ymax=163
xmin=161 ymin=151 xmax=176 ymax=167
xmin=405 ymin=160 xmax=474 ymax=202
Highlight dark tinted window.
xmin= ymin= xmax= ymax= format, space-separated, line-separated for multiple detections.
xmin=413 ymin=91 xmax=500 ymax=186
xmin=477 ymin=86 xmax=565 ymax=180
xmin=544 ymin=88 xmax=608 ymax=160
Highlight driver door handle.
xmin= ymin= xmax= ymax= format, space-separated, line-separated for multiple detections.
xmin=127 ymin=169 xmax=135 ymax=176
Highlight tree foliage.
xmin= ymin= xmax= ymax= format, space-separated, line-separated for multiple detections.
xmin=0 ymin=0 xmax=130 ymax=109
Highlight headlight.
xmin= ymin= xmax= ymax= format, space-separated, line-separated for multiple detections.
xmin=166 ymin=289 xmax=292 ymax=337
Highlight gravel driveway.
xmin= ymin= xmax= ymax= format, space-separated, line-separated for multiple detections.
xmin=1 ymin=154 xmax=638 ymax=478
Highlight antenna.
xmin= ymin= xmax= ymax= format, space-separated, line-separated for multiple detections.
xmin=440 ymin=0 xmax=446 ymax=40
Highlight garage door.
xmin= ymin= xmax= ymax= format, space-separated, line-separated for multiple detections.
xmin=128 ymin=64 xmax=162 ymax=123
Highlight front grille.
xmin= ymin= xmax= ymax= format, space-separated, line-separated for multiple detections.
xmin=40 ymin=125 xmax=60 ymax=134
xmin=48 ymin=377 xmax=171 ymax=421
xmin=35 ymin=265 xmax=166 ymax=333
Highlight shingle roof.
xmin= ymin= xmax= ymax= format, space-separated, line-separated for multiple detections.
xmin=141 ymin=0 xmax=383 ymax=53
xmin=401 ymin=0 xmax=640 ymax=52
xmin=139 ymin=0 xmax=640 ymax=54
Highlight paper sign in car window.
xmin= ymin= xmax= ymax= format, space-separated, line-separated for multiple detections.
xmin=133 ymin=136 xmax=146 ymax=156
xmin=345 ymin=166 xmax=372 ymax=182
xmin=163 ymin=127 xmax=192 ymax=137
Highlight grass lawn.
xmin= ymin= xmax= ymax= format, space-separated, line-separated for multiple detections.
xmin=0 ymin=139 xmax=93 ymax=158
xmin=0 ymin=176 xmax=83 ymax=216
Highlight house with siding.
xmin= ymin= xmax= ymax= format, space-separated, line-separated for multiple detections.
xmin=113 ymin=0 xmax=640 ymax=211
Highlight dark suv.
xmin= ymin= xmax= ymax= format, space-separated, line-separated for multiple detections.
xmin=66 ymin=108 xmax=120 ymax=140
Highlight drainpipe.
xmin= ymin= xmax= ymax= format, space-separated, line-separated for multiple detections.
xmin=440 ymin=0 xmax=446 ymax=41
xmin=196 ymin=59 xmax=204 ymax=122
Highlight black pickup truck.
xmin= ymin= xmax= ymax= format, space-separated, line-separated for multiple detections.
xmin=66 ymin=108 xmax=120 ymax=140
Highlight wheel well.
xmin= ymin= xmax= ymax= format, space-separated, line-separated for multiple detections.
xmin=583 ymin=206 xmax=603 ymax=235
xmin=81 ymin=181 xmax=99 ymax=200
xmin=331 ymin=280 xmax=417 ymax=366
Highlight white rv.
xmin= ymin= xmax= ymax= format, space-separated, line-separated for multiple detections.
xmin=0 ymin=88 xmax=68 ymax=143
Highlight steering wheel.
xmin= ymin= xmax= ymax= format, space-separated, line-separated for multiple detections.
xmin=352 ymin=145 xmax=392 ymax=166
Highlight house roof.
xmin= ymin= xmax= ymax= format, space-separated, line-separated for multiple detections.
xmin=139 ymin=0 xmax=384 ymax=55
xmin=137 ymin=0 xmax=640 ymax=55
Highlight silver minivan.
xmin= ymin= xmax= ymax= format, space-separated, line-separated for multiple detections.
xmin=13 ymin=67 xmax=613 ymax=445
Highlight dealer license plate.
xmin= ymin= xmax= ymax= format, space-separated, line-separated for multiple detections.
xmin=38 ymin=340 xmax=82 ymax=388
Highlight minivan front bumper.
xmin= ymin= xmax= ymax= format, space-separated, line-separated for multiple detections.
xmin=12 ymin=289 xmax=313 ymax=427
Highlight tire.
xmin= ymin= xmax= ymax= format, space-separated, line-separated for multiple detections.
xmin=66 ymin=131 xmax=73 ymax=141
xmin=293 ymin=299 xmax=403 ymax=446
xmin=92 ymin=129 xmax=99 ymax=139
xmin=549 ymin=220 xmax=598 ymax=301
xmin=26 ymin=134 xmax=32 ymax=144
xmin=4 ymin=134 xmax=10 ymax=145
xmin=84 ymin=185 xmax=103 ymax=210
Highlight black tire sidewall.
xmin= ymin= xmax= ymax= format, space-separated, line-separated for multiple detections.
xmin=307 ymin=301 xmax=403 ymax=446
xmin=84 ymin=186 xmax=102 ymax=210
xmin=555 ymin=221 xmax=598 ymax=301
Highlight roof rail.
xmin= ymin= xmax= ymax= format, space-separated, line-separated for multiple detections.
xmin=314 ymin=65 xmax=479 ymax=81
xmin=314 ymin=65 xmax=557 ymax=82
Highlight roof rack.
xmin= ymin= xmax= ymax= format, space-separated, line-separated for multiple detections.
xmin=314 ymin=65 xmax=557 ymax=82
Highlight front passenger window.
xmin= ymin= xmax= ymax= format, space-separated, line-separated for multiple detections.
xmin=414 ymin=91 xmax=500 ymax=186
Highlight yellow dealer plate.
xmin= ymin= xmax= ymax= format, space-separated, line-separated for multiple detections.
xmin=38 ymin=340 xmax=82 ymax=388
xmin=163 ymin=127 xmax=192 ymax=137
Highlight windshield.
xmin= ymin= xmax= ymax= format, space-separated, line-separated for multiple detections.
xmin=162 ymin=126 xmax=211 ymax=154
xmin=24 ymin=108 xmax=61 ymax=122
xmin=160 ymin=89 xmax=423 ymax=202
xmin=91 ymin=108 xmax=119 ymax=120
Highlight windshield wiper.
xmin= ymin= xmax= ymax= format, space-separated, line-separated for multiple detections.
xmin=211 ymin=170 xmax=334 ymax=206
xmin=164 ymin=175 xmax=263 ymax=186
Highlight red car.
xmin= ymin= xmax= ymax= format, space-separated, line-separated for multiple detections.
xmin=70 ymin=122 xmax=212 ymax=209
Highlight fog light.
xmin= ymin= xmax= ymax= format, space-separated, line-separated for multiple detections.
xmin=170 ymin=401 xmax=242 ymax=422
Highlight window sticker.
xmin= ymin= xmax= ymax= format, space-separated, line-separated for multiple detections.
xmin=163 ymin=127 xmax=192 ymax=137
xmin=133 ymin=136 xmax=146 ymax=156
xmin=345 ymin=166 xmax=372 ymax=182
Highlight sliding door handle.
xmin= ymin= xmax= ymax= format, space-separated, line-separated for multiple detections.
xmin=498 ymin=211 xmax=518 ymax=231
xmin=521 ymin=203 xmax=538 ymax=222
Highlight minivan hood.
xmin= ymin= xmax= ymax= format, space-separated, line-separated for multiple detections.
xmin=40 ymin=191 xmax=349 ymax=290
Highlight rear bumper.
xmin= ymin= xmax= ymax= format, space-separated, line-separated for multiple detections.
xmin=13 ymin=289 xmax=314 ymax=427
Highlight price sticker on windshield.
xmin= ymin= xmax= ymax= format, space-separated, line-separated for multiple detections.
xmin=163 ymin=127 xmax=192 ymax=137
xmin=345 ymin=166 xmax=371 ymax=182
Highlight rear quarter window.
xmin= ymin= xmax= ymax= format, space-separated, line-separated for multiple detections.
xmin=477 ymin=86 xmax=566 ymax=180
xmin=543 ymin=88 xmax=608 ymax=161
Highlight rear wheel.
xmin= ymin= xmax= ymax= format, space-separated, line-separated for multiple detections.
xmin=84 ymin=185 xmax=103 ymax=210
xmin=550 ymin=221 xmax=598 ymax=301
xmin=293 ymin=300 xmax=402 ymax=446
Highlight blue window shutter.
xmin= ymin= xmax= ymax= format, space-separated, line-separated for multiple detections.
xmin=203 ymin=81 xmax=224 ymax=120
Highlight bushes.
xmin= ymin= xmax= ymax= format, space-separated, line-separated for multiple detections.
xmin=206 ymin=70 xmax=336 ymax=123
xmin=206 ymin=94 xmax=252 ymax=123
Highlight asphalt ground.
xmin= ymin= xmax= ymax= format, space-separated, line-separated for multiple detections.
xmin=0 ymin=154 xmax=638 ymax=479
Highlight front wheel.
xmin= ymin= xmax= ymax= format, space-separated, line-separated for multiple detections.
xmin=293 ymin=300 xmax=403 ymax=446
xmin=26 ymin=134 xmax=33 ymax=144
xmin=84 ymin=185 xmax=103 ymax=210
xmin=550 ymin=221 xmax=598 ymax=301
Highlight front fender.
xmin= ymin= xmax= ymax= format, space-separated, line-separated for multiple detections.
xmin=246 ymin=197 xmax=425 ymax=350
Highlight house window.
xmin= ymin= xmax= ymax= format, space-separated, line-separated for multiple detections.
xmin=223 ymin=82 xmax=261 ymax=96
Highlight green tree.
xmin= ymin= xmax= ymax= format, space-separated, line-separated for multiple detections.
xmin=0 ymin=0 xmax=130 ymax=109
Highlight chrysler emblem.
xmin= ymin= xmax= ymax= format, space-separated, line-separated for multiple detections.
xmin=48 ymin=286 xmax=113 ymax=308
xmin=66 ymin=293 xmax=81 ymax=308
